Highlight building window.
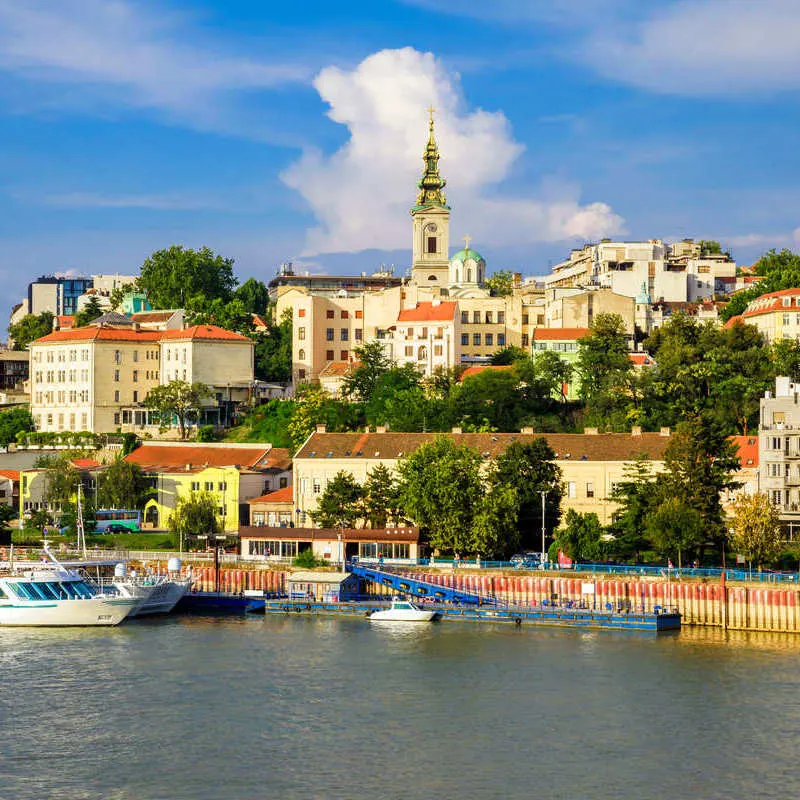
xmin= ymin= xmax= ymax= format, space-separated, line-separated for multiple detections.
xmin=522 ymin=313 xmax=529 ymax=325
xmin=341 ymin=310 xmax=349 ymax=319
xmin=497 ymin=334 xmax=505 ymax=346
xmin=113 ymin=413 xmax=120 ymax=425
xmin=133 ymin=351 xmax=138 ymax=362
xmin=461 ymin=311 xmax=469 ymax=324
xmin=485 ymin=311 xmax=493 ymax=324
xmin=498 ymin=311 xmax=505 ymax=324
xmin=114 ymin=390 xmax=120 ymax=402
xmin=404 ymin=346 xmax=413 ymax=357
xmin=114 ymin=370 xmax=120 ymax=382
xmin=434 ymin=344 xmax=443 ymax=356
xmin=568 ymin=482 xmax=576 ymax=498
xmin=218 ymin=482 xmax=227 ymax=491
xmin=326 ymin=328 xmax=334 ymax=341
xmin=132 ymin=370 xmax=138 ymax=382
xmin=313 ymin=479 xmax=321 ymax=494
xmin=326 ymin=350 xmax=334 ymax=361
xmin=473 ymin=311 xmax=480 ymax=324
xmin=340 ymin=350 xmax=348 ymax=360
xmin=355 ymin=329 xmax=363 ymax=341
xmin=461 ymin=334 xmax=469 ymax=346
xmin=327 ymin=310 xmax=335 ymax=319
xmin=298 ymin=327 xmax=306 ymax=340
xmin=427 ymin=236 xmax=436 ymax=254
xmin=586 ymin=482 xmax=595 ymax=498
xmin=204 ymin=481 xmax=213 ymax=491
xmin=355 ymin=310 xmax=363 ymax=319
xmin=298 ymin=349 xmax=306 ymax=360
xmin=298 ymin=369 xmax=306 ymax=380
xmin=191 ymin=481 xmax=200 ymax=491
xmin=298 ymin=308 xmax=306 ymax=317
xmin=133 ymin=391 xmax=138 ymax=403
xmin=473 ymin=333 xmax=481 ymax=346
xmin=114 ymin=350 xmax=121 ymax=364
xmin=341 ymin=328 xmax=349 ymax=341
xmin=485 ymin=334 xmax=493 ymax=346
xmin=279 ymin=477 xmax=288 ymax=489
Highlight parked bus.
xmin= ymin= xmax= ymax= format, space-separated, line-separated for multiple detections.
xmin=95 ymin=509 xmax=141 ymax=533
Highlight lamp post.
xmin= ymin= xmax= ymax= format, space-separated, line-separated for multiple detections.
xmin=540 ymin=489 xmax=547 ymax=564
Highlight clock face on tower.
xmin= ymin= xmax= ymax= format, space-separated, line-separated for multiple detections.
xmin=425 ymin=223 xmax=438 ymax=233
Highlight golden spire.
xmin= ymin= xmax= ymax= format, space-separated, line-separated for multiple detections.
xmin=413 ymin=106 xmax=448 ymax=211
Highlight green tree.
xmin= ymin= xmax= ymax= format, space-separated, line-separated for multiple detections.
xmin=728 ymin=493 xmax=783 ymax=570
xmin=138 ymin=245 xmax=237 ymax=309
xmin=489 ymin=346 xmax=527 ymax=365
xmin=771 ymin=339 xmax=800 ymax=382
xmin=484 ymin=270 xmax=514 ymax=297
xmin=470 ymin=484 xmax=519 ymax=558
xmin=36 ymin=455 xmax=81 ymax=509
xmin=490 ymin=439 xmax=563 ymax=552
xmin=362 ymin=464 xmax=402 ymax=528
xmin=108 ymin=284 xmax=135 ymax=310
xmin=73 ymin=295 xmax=104 ymax=327
xmin=530 ymin=350 xmax=574 ymax=403
xmin=185 ymin=297 xmax=253 ymax=333
xmin=646 ymin=497 xmax=704 ymax=568
xmin=253 ymin=307 xmax=292 ymax=382
xmin=661 ymin=415 xmax=741 ymax=542
xmin=553 ymin=509 xmax=609 ymax=563
xmin=397 ymin=437 xmax=483 ymax=555
xmin=311 ymin=471 xmax=364 ymax=528
xmin=0 ymin=503 xmax=16 ymax=545
xmin=144 ymin=380 xmax=212 ymax=440
xmin=721 ymin=249 xmax=800 ymax=322
xmin=234 ymin=278 xmax=269 ymax=315
xmin=96 ymin=459 xmax=151 ymax=510
xmin=0 ymin=408 xmax=33 ymax=447
xmin=608 ymin=456 xmax=658 ymax=559
xmin=342 ymin=341 xmax=393 ymax=401
xmin=9 ymin=312 xmax=54 ymax=350
xmin=169 ymin=490 xmax=220 ymax=549
xmin=698 ymin=240 xmax=722 ymax=255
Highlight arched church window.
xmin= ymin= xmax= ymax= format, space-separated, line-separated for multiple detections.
xmin=418 ymin=346 xmax=428 ymax=361
xmin=428 ymin=275 xmax=437 ymax=281
xmin=298 ymin=349 xmax=306 ymax=360
xmin=427 ymin=237 xmax=437 ymax=254
xmin=454 ymin=269 xmax=460 ymax=283
xmin=466 ymin=268 xmax=472 ymax=283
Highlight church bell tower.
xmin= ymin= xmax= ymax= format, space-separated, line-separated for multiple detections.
xmin=410 ymin=107 xmax=451 ymax=284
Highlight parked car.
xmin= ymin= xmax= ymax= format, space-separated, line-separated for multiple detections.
xmin=105 ymin=523 xmax=138 ymax=534
xmin=510 ymin=552 xmax=543 ymax=569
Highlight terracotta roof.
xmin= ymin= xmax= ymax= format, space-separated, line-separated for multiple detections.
xmin=159 ymin=325 xmax=251 ymax=342
xmin=69 ymin=458 xmax=102 ymax=470
xmin=629 ymin=353 xmax=656 ymax=367
xmin=723 ymin=315 xmax=744 ymax=329
xmin=740 ymin=288 xmax=800 ymax=319
xmin=459 ymin=365 xmax=513 ymax=381
xmin=296 ymin=431 xmax=672 ymax=462
xmin=248 ymin=486 xmax=294 ymax=504
xmin=731 ymin=435 xmax=759 ymax=468
xmin=319 ymin=360 xmax=360 ymax=378
xmin=125 ymin=444 xmax=291 ymax=473
xmin=33 ymin=327 xmax=161 ymax=344
xmin=0 ymin=469 xmax=20 ymax=482
xmin=56 ymin=315 xmax=74 ymax=327
xmin=239 ymin=526 xmax=420 ymax=543
xmin=397 ymin=301 xmax=457 ymax=323
xmin=533 ymin=327 xmax=590 ymax=341
xmin=131 ymin=311 xmax=178 ymax=323
xmin=251 ymin=314 xmax=268 ymax=328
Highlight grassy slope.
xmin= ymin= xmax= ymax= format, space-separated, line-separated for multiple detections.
xmin=223 ymin=400 xmax=295 ymax=449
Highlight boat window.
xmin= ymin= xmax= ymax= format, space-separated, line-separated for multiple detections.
xmin=73 ymin=581 xmax=95 ymax=599
xmin=23 ymin=582 xmax=48 ymax=601
xmin=58 ymin=582 xmax=79 ymax=599
xmin=37 ymin=583 xmax=59 ymax=600
xmin=7 ymin=583 xmax=29 ymax=599
xmin=0 ymin=586 xmax=6 ymax=599
xmin=395 ymin=602 xmax=411 ymax=609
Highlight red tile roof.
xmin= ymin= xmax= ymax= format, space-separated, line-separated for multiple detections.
xmin=731 ymin=435 xmax=759 ymax=468
xmin=159 ymin=325 xmax=251 ymax=342
xmin=738 ymin=288 xmax=800 ymax=320
xmin=56 ymin=315 xmax=75 ymax=328
xmin=459 ymin=365 xmax=513 ymax=381
xmin=125 ymin=443 xmax=291 ymax=473
xmin=397 ymin=301 xmax=457 ymax=322
xmin=629 ymin=353 xmax=656 ymax=367
xmin=319 ymin=360 xmax=360 ymax=378
xmin=0 ymin=469 xmax=20 ymax=482
xmin=69 ymin=458 xmax=102 ymax=470
xmin=34 ymin=327 xmax=162 ymax=343
xmin=248 ymin=486 xmax=294 ymax=504
xmin=533 ymin=327 xmax=590 ymax=341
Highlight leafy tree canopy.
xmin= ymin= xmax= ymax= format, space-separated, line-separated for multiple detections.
xmin=0 ymin=408 xmax=33 ymax=448
xmin=310 ymin=471 xmax=364 ymax=529
xmin=73 ymin=295 xmax=104 ymax=328
xmin=554 ymin=509 xmax=609 ymax=563
xmin=169 ymin=490 xmax=220 ymax=549
xmin=144 ymin=380 xmax=212 ymax=440
xmin=9 ymin=312 xmax=54 ymax=350
xmin=484 ymin=270 xmax=515 ymax=297
xmin=342 ymin=341 xmax=393 ymax=402
xmin=138 ymin=246 xmax=236 ymax=309
xmin=96 ymin=459 xmax=151 ymax=511
xmin=728 ymin=492 xmax=783 ymax=569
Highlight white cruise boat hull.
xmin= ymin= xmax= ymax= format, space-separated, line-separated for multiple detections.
xmin=125 ymin=578 xmax=192 ymax=617
xmin=0 ymin=596 xmax=137 ymax=627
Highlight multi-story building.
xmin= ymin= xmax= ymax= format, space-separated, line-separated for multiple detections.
xmin=293 ymin=428 xmax=672 ymax=527
xmin=28 ymin=320 xmax=254 ymax=434
xmin=725 ymin=289 xmax=800 ymax=343
xmin=544 ymin=287 xmax=635 ymax=333
xmin=759 ymin=377 xmax=800 ymax=538
xmin=124 ymin=442 xmax=291 ymax=532
xmin=546 ymin=239 xmax=736 ymax=303
xmin=0 ymin=350 xmax=29 ymax=390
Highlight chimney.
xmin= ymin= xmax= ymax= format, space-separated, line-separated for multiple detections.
xmin=521 ymin=427 xmax=534 ymax=435
xmin=584 ymin=427 xmax=598 ymax=435
xmin=451 ymin=426 xmax=462 ymax=434
xmin=660 ymin=427 xmax=671 ymax=437
xmin=631 ymin=426 xmax=642 ymax=436
xmin=376 ymin=425 xmax=387 ymax=433
xmin=315 ymin=424 xmax=326 ymax=433
xmin=185 ymin=463 xmax=192 ymax=471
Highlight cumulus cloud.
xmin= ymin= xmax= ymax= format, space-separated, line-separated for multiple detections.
xmin=282 ymin=48 xmax=622 ymax=256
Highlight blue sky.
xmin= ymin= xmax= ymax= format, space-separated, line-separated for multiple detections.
xmin=2 ymin=0 xmax=800 ymax=316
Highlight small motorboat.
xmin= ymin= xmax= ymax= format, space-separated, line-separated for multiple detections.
xmin=369 ymin=598 xmax=438 ymax=622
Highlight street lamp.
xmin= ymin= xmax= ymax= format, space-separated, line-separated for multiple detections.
xmin=540 ymin=489 xmax=547 ymax=564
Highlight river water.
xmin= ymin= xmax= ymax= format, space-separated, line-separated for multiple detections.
xmin=1 ymin=615 xmax=798 ymax=800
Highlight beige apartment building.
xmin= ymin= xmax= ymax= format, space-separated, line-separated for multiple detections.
xmin=29 ymin=321 xmax=254 ymax=434
xmin=725 ymin=289 xmax=800 ymax=344
xmin=293 ymin=429 xmax=672 ymax=527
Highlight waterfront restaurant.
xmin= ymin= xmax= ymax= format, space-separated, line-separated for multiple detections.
xmin=287 ymin=571 xmax=362 ymax=602
xmin=238 ymin=526 xmax=421 ymax=564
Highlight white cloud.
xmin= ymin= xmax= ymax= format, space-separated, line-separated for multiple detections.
xmin=0 ymin=0 xmax=308 ymax=116
xmin=583 ymin=0 xmax=800 ymax=96
xmin=282 ymin=48 xmax=623 ymax=256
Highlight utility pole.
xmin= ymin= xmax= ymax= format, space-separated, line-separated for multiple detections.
xmin=540 ymin=490 xmax=547 ymax=563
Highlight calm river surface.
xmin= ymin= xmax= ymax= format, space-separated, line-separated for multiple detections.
xmin=2 ymin=615 xmax=799 ymax=800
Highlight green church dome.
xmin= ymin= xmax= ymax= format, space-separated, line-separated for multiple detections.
xmin=451 ymin=248 xmax=485 ymax=264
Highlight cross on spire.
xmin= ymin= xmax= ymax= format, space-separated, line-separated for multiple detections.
xmin=463 ymin=235 xmax=472 ymax=250
xmin=427 ymin=105 xmax=436 ymax=124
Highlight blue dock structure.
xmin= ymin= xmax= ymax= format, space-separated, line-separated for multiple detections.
xmin=347 ymin=562 xmax=496 ymax=606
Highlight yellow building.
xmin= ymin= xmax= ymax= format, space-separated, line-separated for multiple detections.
xmin=292 ymin=429 xmax=672 ymax=527
xmin=125 ymin=442 xmax=292 ymax=533
xmin=725 ymin=288 xmax=800 ymax=343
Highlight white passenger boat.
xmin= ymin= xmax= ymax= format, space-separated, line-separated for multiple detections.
xmin=0 ymin=548 xmax=138 ymax=627
xmin=369 ymin=598 xmax=438 ymax=622
xmin=100 ymin=558 xmax=192 ymax=617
